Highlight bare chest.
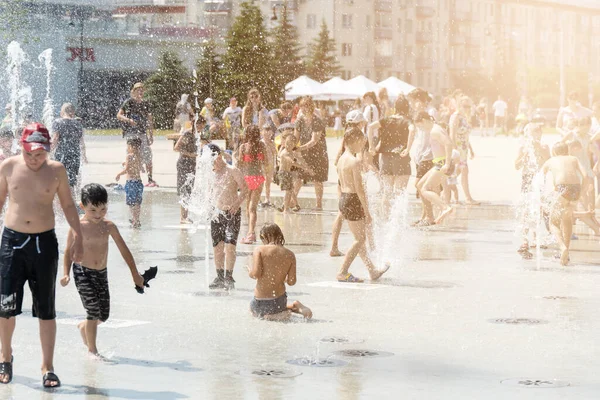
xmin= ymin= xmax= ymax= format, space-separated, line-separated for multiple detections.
xmin=8 ymin=166 xmax=58 ymax=202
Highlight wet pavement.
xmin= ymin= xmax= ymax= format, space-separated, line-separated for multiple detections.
xmin=1 ymin=135 xmax=600 ymax=399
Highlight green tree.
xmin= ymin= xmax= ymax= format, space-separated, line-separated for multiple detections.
xmin=144 ymin=51 xmax=191 ymax=129
xmin=0 ymin=0 xmax=38 ymax=45
xmin=194 ymin=39 xmax=221 ymax=107
xmin=305 ymin=20 xmax=340 ymax=82
xmin=270 ymin=5 xmax=304 ymax=99
xmin=220 ymin=1 xmax=277 ymax=107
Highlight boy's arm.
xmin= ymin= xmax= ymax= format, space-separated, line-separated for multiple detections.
xmin=115 ymin=155 xmax=130 ymax=181
xmin=515 ymin=146 xmax=526 ymax=170
xmin=248 ymin=248 xmax=263 ymax=279
xmin=352 ymin=160 xmax=371 ymax=222
xmin=0 ymin=163 xmax=9 ymax=219
xmin=231 ymin=168 xmax=249 ymax=213
xmin=286 ymin=253 xmax=297 ymax=286
xmin=402 ymin=124 xmax=416 ymax=157
xmin=56 ymin=165 xmax=84 ymax=263
xmin=147 ymin=113 xmax=154 ymax=145
xmin=109 ymin=222 xmax=144 ymax=287
xmin=60 ymin=228 xmax=74 ymax=286
xmin=367 ymin=121 xmax=381 ymax=153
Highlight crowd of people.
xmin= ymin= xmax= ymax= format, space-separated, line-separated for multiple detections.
xmin=0 ymin=78 xmax=599 ymax=389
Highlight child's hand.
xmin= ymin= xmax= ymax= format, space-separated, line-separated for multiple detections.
xmin=60 ymin=275 xmax=70 ymax=287
xmin=400 ymin=149 xmax=409 ymax=157
xmin=115 ymin=174 xmax=120 ymax=182
xmin=133 ymin=272 xmax=144 ymax=288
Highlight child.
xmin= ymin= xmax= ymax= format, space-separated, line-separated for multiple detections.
xmin=260 ymin=124 xmax=277 ymax=208
xmin=60 ymin=183 xmax=144 ymax=358
xmin=116 ymin=137 xmax=144 ymax=228
xmin=541 ymin=142 xmax=589 ymax=266
xmin=0 ymin=126 xmax=12 ymax=163
xmin=278 ymin=131 xmax=313 ymax=213
xmin=248 ymin=223 xmax=312 ymax=320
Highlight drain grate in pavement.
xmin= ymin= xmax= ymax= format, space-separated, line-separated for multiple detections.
xmin=332 ymin=349 xmax=394 ymax=358
xmin=238 ymin=368 xmax=302 ymax=378
xmin=542 ymin=296 xmax=576 ymax=300
xmin=500 ymin=379 xmax=570 ymax=388
xmin=286 ymin=357 xmax=347 ymax=367
xmin=164 ymin=269 xmax=196 ymax=274
xmin=320 ymin=336 xmax=364 ymax=344
xmin=490 ymin=318 xmax=547 ymax=325
xmin=168 ymin=255 xmax=208 ymax=262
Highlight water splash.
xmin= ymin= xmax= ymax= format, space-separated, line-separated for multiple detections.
xmin=38 ymin=49 xmax=54 ymax=130
xmin=6 ymin=41 xmax=30 ymax=152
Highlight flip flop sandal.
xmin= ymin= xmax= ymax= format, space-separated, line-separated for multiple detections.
xmin=43 ymin=371 xmax=61 ymax=388
xmin=337 ymin=273 xmax=364 ymax=283
xmin=0 ymin=356 xmax=13 ymax=384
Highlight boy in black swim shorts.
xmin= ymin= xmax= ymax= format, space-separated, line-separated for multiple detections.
xmin=61 ymin=183 xmax=144 ymax=358
xmin=207 ymin=144 xmax=249 ymax=290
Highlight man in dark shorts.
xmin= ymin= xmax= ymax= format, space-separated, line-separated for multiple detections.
xmin=117 ymin=82 xmax=157 ymax=187
xmin=0 ymin=123 xmax=84 ymax=387
xmin=207 ymin=144 xmax=248 ymax=290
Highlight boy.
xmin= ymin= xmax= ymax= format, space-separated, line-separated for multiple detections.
xmin=278 ymin=131 xmax=313 ymax=213
xmin=61 ymin=184 xmax=144 ymax=358
xmin=208 ymin=144 xmax=249 ymax=290
xmin=248 ymin=223 xmax=312 ymax=320
xmin=260 ymin=124 xmax=277 ymax=208
xmin=541 ymin=142 xmax=588 ymax=266
xmin=116 ymin=137 xmax=144 ymax=228
xmin=336 ymin=127 xmax=390 ymax=282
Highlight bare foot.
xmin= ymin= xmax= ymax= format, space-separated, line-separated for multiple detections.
xmin=291 ymin=301 xmax=313 ymax=319
xmin=329 ymin=249 xmax=344 ymax=257
xmin=369 ymin=262 xmax=391 ymax=281
xmin=465 ymin=199 xmax=480 ymax=205
xmin=560 ymin=248 xmax=570 ymax=266
xmin=434 ymin=206 xmax=454 ymax=224
xmin=88 ymin=352 xmax=110 ymax=362
xmin=78 ymin=322 xmax=87 ymax=347
xmin=180 ymin=218 xmax=193 ymax=224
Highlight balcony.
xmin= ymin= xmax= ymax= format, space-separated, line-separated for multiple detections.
xmin=416 ymin=31 xmax=432 ymax=43
xmin=374 ymin=55 xmax=392 ymax=68
xmin=452 ymin=9 xmax=474 ymax=22
xmin=204 ymin=1 xmax=233 ymax=13
xmin=465 ymin=35 xmax=479 ymax=47
xmin=269 ymin=0 xmax=298 ymax=11
xmin=450 ymin=34 xmax=465 ymax=45
xmin=374 ymin=28 xmax=393 ymax=39
xmin=416 ymin=57 xmax=432 ymax=69
xmin=416 ymin=0 xmax=435 ymax=18
xmin=375 ymin=0 xmax=392 ymax=13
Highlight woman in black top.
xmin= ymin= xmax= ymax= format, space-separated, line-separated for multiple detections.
xmin=367 ymin=96 xmax=415 ymax=215
xmin=51 ymin=103 xmax=86 ymax=190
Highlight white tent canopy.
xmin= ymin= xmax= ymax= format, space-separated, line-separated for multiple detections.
xmin=313 ymin=77 xmax=355 ymax=101
xmin=378 ymin=77 xmax=416 ymax=99
xmin=284 ymin=75 xmax=324 ymax=100
xmin=345 ymin=75 xmax=381 ymax=97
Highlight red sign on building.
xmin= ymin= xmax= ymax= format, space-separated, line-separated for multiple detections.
xmin=67 ymin=47 xmax=95 ymax=62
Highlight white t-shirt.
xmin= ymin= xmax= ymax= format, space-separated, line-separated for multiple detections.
xmin=363 ymin=104 xmax=380 ymax=138
xmin=492 ymin=100 xmax=508 ymax=117
xmin=222 ymin=106 xmax=242 ymax=128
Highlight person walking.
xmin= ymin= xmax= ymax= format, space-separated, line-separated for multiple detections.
xmin=51 ymin=103 xmax=87 ymax=192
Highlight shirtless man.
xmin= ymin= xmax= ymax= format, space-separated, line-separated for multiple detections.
xmin=336 ymin=127 xmax=390 ymax=282
xmin=414 ymin=112 xmax=455 ymax=224
xmin=208 ymin=144 xmax=249 ymax=290
xmin=248 ymin=223 xmax=312 ymax=320
xmin=0 ymin=123 xmax=84 ymax=387
xmin=541 ymin=142 xmax=588 ymax=266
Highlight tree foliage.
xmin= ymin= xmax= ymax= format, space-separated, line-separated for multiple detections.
xmin=144 ymin=51 xmax=191 ymax=129
xmin=220 ymin=1 xmax=277 ymax=108
xmin=271 ymin=6 xmax=304 ymax=99
xmin=305 ymin=20 xmax=340 ymax=82
xmin=194 ymin=39 xmax=221 ymax=108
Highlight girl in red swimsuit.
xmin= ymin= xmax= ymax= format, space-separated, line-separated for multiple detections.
xmin=238 ymin=125 xmax=266 ymax=244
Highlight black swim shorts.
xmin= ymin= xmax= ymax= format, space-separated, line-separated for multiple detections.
xmin=416 ymin=160 xmax=434 ymax=180
xmin=339 ymin=192 xmax=366 ymax=221
xmin=211 ymin=209 xmax=242 ymax=247
xmin=250 ymin=293 xmax=288 ymax=318
xmin=73 ymin=263 xmax=110 ymax=322
xmin=0 ymin=228 xmax=59 ymax=320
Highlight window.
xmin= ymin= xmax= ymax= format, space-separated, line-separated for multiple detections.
xmin=397 ymin=18 xmax=402 ymax=32
xmin=342 ymin=43 xmax=353 ymax=56
xmin=375 ymin=13 xmax=392 ymax=28
xmin=406 ymin=19 xmax=413 ymax=33
xmin=405 ymin=46 xmax=413 ymax=58
xmin=406 ymin=0 xmax=413 ymax=6
xmin=307 ymin=14 xmax=316 ymax=29
xmin=366 ymin=15 xmax=371 ymax=28
xmin=342 ymin=14 xmax=353 ymax=28
xmin=375 ymin=39 xmax=393 ymax=56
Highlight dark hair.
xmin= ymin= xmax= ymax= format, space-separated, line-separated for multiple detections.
xmin=363 ymin=91 xmax=381 ymax=119
xmin=553 ymin=141 xmax=569 ymax=156
xmin=280 ymin=102 xmax=293 ymax=111
xmin=244 ymin=88 xmax=262 ymax=127
xmin=299 ymin=96 xmax=315 ymax=114
xmin=260 ymin=223 xmax=285 ymax=245
xmin=408 ymin=88 xmax=431 ymax=104
xmin=343 ymin=126 xmax=364 ymax=145
xmin=244 ymin=124 xmax=262 ymax=156
xmin=81 ymin=183 xmax=108 ymax=207
xmin=394 ymin=96 xmax=410 ymax=118
xmin=127 ymin=137 xmax=142 ymax=149
xmin=414 ymin=111 xmax=434 ymax=123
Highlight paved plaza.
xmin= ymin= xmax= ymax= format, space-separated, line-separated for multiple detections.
xmin=1 ymin=134 xmax=599 ymax=399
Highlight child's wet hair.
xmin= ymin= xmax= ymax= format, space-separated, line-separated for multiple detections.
xmin=81 ymin=183 xmax=108 ymax=207
xmin=126 ymin=137 xmax=142 ymax=149
xmin=553 ymin=141 xmax=569 ymax=156
xmin=343 ymin=127 xmax=364 ymax=145
xmin=260 ymin=223 xmax=285 ymax=245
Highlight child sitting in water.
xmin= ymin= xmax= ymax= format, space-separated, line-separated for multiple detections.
xmin=248 ymin=223 xmax=312 ymax=320
xmin=278 ymin=131 xmax=313 ymax=213
xmin=61 ymin=184 xmax=145 ymax=358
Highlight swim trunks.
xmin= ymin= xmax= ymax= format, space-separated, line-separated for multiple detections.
xmin=278 ymin=171 xmax=294 ymax=191
xmin=0 ymin=228 xmax=59 ymax=320
xmin=339 ymin=192 xmax=365 ymax=221
xmin=245 ymin=175 xmax=266 ymax=191
xmin=125 ymin=179 xmax=144 ymax=206
xmin=250 ymin=293 xmax=287 ymax=318
xmin=416 ymin=160 xmax=434 ymax=179
xmin=211 ymin=209 xmax=242 ymax=247
xmin=556 ymin=184 xmax=581 ymax=202
xmin=72 ymin=263 xmax=110 ymax=322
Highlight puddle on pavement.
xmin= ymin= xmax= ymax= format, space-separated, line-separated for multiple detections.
xmin=332 ymin=349 xmax=394 ymax=358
